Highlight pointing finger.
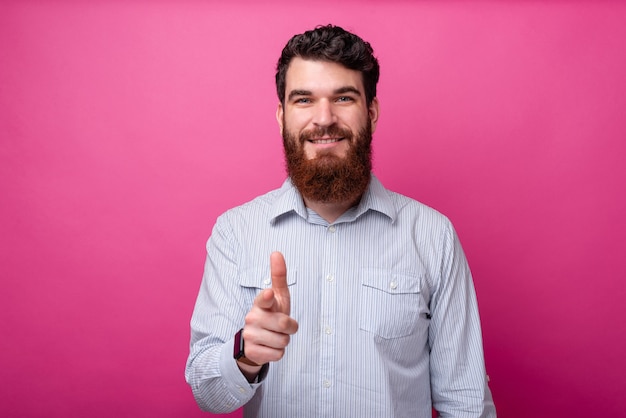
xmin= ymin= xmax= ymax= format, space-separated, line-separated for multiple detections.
xmin=270 ymin=251 xmax=290 ymax=315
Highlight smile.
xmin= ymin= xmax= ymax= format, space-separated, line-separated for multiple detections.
xmin=309 ymin=138 xmax=343 ymax=144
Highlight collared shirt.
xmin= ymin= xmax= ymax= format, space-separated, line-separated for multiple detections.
xmin=186 ymin=175 xmax=496 ymax=418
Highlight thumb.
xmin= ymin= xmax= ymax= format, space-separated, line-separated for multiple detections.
xmin=270 ymin=251 xmax=290 ymax=315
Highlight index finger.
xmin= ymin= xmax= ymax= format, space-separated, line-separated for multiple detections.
xmin=270 ymin=251 xmax=288 ymax=290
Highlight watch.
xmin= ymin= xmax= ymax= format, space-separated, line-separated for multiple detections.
xmin=233 ymin=328 xmax=261 ymax=366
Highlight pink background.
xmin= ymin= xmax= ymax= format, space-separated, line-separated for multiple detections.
xmin=1 ymin=1 xmax=625 ymax=417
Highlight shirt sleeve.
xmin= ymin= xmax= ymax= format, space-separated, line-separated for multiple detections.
xmin=184 ymin=214 xmax=266 ymax=413
xmin=429 ymin=222 xmax=497 ymax=417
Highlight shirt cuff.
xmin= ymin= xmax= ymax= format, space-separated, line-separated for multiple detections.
xmin=219 ymin=336 xmax=269 ymax=394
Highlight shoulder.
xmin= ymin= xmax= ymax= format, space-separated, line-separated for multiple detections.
xmin=215 ymin=179 xmax=300 ymax=229
xmin=219 ymin=187 xmax=282 ymax=221
xmin=383 ymin=186 xmax=453 ymax=231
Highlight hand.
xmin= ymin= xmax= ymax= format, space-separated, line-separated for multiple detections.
xmin=240 ymin=252 xmax=299 ymax=368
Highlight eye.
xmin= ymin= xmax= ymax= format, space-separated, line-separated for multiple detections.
xmin=336 ymin=96 xmax=354 ymax=103
xmin=294 ymin=97 xmax=311 ymax=104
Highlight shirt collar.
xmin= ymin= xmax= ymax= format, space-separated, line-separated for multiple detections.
xmin=270 ymin=174 xmax=396 ymax=224
xmin=354 ymin=175 xmax=397 ymax=223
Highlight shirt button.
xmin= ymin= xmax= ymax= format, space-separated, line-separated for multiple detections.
xmin=390 ymin=281 xmax=398 ymax=290
xmin=237 ymin=386 xmax=246 ymax=394
xmin=322 ymin=379 xmax=331 ymax=388
xmin=328 ymin=225 xmax=336 ymax=233
xmin=324 ymin=327 xmax=332 ymax=335
xmin=263 ymin=278 xmax=271 ymax=286
xmin=326 ymin=274 xmax=334 ymax=282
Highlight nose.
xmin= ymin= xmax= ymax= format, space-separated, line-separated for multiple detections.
xmin=312 ymin=99 xmax=337 ymax=128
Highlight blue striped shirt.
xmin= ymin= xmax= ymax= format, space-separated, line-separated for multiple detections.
xmin=186 ymin=175 xmax=496 ymax=417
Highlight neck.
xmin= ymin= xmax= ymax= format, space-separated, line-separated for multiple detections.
xmin=303 ymin=195 xmax=361 ymax=224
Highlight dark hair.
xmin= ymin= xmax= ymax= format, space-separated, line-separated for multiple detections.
xmin=275 ymin=24 xmax=380 ymax=106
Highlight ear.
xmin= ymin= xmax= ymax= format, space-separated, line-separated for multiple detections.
xmin=368 ymin=97 xmax=380 ymax=133
xmin=276 ymin=102 xmax=284 ymax=136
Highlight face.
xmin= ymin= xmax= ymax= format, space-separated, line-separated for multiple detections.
xmin=277 ymin=57 xmax=379 ymax=160
xmin=276 ymin=58 xmax=380 ymax=204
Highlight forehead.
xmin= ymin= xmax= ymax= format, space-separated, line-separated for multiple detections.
xmin=285 ymin=57 xmax=365 ymax=93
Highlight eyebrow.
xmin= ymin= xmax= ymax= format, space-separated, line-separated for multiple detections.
xmin=288 ymin=90 xmax=312 ymax=101
xmin=287 ymin=86 xmax=362 ymax=101
xmin=334 ymin=86 xmax=362 ymax=96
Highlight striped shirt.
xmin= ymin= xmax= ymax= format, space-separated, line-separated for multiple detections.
xmin=186 ymin=175 xmax=496 ymax=417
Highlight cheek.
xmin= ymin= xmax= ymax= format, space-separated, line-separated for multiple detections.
xmin=352 ymin=114 xmax=372 ymax=132
xmin=333 ymin=110 xmax=367 ymax=133
xmin=284 ymin=111 xmax=310 ymax=130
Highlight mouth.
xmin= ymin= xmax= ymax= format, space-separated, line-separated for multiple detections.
xmin=308 ymin=138 xmax=344 ymax=144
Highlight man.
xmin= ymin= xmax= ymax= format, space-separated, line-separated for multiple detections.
xmin=186 ymin=24 xmax=496 ymax=417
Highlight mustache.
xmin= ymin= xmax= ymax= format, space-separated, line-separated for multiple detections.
xmin=298 ymin=126 xmax=353 ymax=142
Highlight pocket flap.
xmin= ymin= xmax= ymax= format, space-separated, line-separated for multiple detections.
xmin=239 ymin=267 xmax=297 ymax=289
xmin=361 ymin=268 xmax=422 ymax=294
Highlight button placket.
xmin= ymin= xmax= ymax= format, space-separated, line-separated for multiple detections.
xmin=319 ymin=219 xmax=338 ymax=414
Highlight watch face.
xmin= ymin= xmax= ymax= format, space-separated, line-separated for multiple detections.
xmin=234 ymin=328 xmax=245 ymax=359
xmin=233 ymin=328 xmax=261 ymax=366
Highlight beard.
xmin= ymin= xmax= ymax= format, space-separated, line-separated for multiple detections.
xmin=282 ymin=122 xmax=372 ymax=205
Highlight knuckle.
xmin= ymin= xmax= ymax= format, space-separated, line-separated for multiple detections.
xmin=278 ymin=315 xmax=291 ymax=330
xmin=274 ymin=349 xmax=285 ymax=361
xmin=241 ymin=327 xmax=253 ymax=342
xmin=244 ymin=313 xmax=257 ymax=327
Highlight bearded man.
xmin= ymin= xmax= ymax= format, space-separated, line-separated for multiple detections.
xmin=186 ymin=24 xmax=497 ymax=418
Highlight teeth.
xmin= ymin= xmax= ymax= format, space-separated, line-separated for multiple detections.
xmin=312 ymin=139 xmax=339 ymax=144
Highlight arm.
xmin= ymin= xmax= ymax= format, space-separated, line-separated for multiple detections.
xmin=185 ymin=216 xmax=255 ymax=413
xmin=185 ymin=216 xmax=297 ymax=413
xmin=429 ymin=223 xmax=497 ymax=417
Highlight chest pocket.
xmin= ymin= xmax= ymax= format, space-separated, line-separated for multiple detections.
xmin=359 ymin=268 xmax=424 ymax=339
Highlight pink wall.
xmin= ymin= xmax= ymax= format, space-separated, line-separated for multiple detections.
xmin=1 ymin=1 xmax=625 ymax=417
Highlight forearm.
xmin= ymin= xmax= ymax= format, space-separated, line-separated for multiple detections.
xmin=185 ymin=217 xmax=261 ymax=412
xmin=430 ymin=223 xmax=497 ymax=417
